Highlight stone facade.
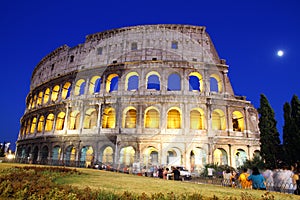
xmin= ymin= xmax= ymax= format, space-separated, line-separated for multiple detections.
xmin=16 ymin=24 xmax=260 ymax=172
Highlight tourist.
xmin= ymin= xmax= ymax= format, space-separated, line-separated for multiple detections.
xmin=247 ymin=167 xmax=266 ymax=190
xmin=163 ymin=167 xmax=169 ymax=180
xmin=238 ymin=168 xmax=251 ymax=189
xmin=171 ymin=166 xmax=180 ymax=181
xmin=222 ymin=169 xmax=232 ymax=187
xmin=262 ymin=167 xmax=274 ymax=191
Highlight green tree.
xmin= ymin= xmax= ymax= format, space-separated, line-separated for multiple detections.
xmin=258 ymin=94 xmax=281 ymax=168
xmin=283 ymin=95 xmax=300 ymax=165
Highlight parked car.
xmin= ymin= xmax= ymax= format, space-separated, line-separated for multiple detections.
xmin=176 ymin=166 xmax=192 ymax=180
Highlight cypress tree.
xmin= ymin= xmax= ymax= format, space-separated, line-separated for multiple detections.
xmin=283 ymin=95 xmax=300 ymax=164
xmin=258 ymin=94 xmax=281 ymax=168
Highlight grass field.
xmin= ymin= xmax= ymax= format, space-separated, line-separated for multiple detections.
xmin=1 ymin=163 xmax=300 ymax=199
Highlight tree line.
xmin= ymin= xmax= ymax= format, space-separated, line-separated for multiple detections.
xmin=257 ymin=94 xmax=300 ymax=169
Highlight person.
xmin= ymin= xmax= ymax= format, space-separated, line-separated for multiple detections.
xmin=207 ymin=167 xmax=214 ymax=179
xmin=294 ymin=166 xmax=300 ymax=195
xmin=262 ymin=167 xmax=274 ymax=191
xmin=172 ymin=166 xmax=180 ymax=181
xmin=238 ymin=168 xmax=252 ymax=189
xmin=247 ymin=167 xmax=266 ymax=190
xmin=223 ymin=169 xmax=232 ymax=187
xmin=163 ymin=167 xmax=169 ymax=180
xmin=158 ymin=167 xmax=163 ymax=179
xmin=230 ymin=171 xmax=237 ymax=188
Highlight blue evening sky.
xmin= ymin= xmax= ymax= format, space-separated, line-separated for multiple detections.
xmin=1 ymin=0 xmax=299 ymax=150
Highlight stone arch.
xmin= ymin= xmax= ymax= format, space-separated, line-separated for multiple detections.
xmin=52 ymin=145 xmax=61 ymax=164
xmin=65 ymin=145 xmax=76 ymax=166
xmin=106 ymin=74 xmax=119 ymax=92
xmin=167 ymin=73 xmax=181 ymax=91
xmin=125 ymin=72 xmax=139 ymax=91
xmin=40 ymin=145 xmax=49 ymax=164
xmin=146 ymin=71 xmax=160 ymax=90
xmin=43 ymin=88 xmax=50 ymax=104
xmin=80 ymin=146 xmax=94 ymax=167
xmin=68 ymin=110 xmax=80 ymax=130
xmin=167 ymin=107 xmax=181 ymax=129
xmin=189 ymin=72 xmax=203 ymax=92
xmin=143 ymin=146 xmax=159 ymax=166
xmin=74 ymin=79 xmax=86 ymax=96
xmin=32 ymin=146 xmax=39 ymax=164
xmin=102 ymin=107 xmax=116 ymax=128
xmin=144 ymin=106 xmax=160 ymax=128
xmin=30 ymin=117 xmax=37 ymax=134
xmin=190 ymin=108 xmax=205 ymax=130
xmin=37 ymin=91 xmax=43 ymax=106
xmin=37 ymin=115 xmax=45 ymax=133
xmin=119 ymin=146 xmax=135 ymax=166
xmin=212 ymin=109 xmax=226 ymax=130
xmin=61 ymin=82 xmax=72 ymax=99
xmin=122 ymin=106 xmax=137 ymax=128
xmin=45 ymin=113 xmax=54 ymax=132
xmin=232 ymin=111 xmax=244 ymax=131
xmin=89 ymin=76 xmax=101 ymax=94
xmin=101 ymin=146 xmax=114 ymax=165
xmin=83 ymin=108 xmax=98 ymax=129
xmin=213 ymin=148 xmax=228 ymax=165
xmin=235 ymin=148 xmax=247 ymax=168
xmin=210 ymin=74 xmax=222 ymax=93
xmin=190 ymin=147 xmax=207 ymax=172
xmin=51 ymin=85 xmax=60 ymax=101
xmin=55 ymin=111 xmax=66 ymax=130
xmin=167 ymin=147 xmax=182 ymax=166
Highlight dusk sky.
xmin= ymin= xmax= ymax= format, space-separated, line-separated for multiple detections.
xmin=1 ymin=0 xmax=299 ymax=151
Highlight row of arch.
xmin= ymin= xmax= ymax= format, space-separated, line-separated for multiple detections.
xmin=17 ymin=144 xmax=255 ymax=170
xmin=21 ymin=105 xmax=245 ymax=135
xmin=27 ymin=71 xmax=223 ymax=110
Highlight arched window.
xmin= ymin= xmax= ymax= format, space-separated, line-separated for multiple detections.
xmin=210 ymin=77 xmax=218 ymax=92
xmin=68 ymin=111 xmax=80 ymax=130
xmin=55 ymin=112 xmax=65 ymax=130
xmin=119 ymin=146 xmax=135 ymax=165
xmin=167 ymin=73 xmax=181 ymax=91
xmin=37 ymin=91 xmax=43 ymax=106
xmin=146 ymin=72 xmax=160 ymax=90
xmin=51 ymin=85 xmax=60 ymax=101
xmin=167 ymin=108 xmax=181 ymax=129
xmin=30 ymin=117 xmax=37 ymax=133
xmin=106 ymin=74 xmax=119 ymax=92
xmin=83 ymin=108 xmax=98 ymax=129
xmin=102 ymin=108 xmax=116 ymax=128
xmin=74 ymin=79 xmax=86 ymax=96
xmin=190 ymin=109 xmax=205 ymax=130
xmin=31 ymin=95 xmax=37 ymax=108
xmin=28 ymin=98 xmax=32 ymax=109
xmin=123 ymin=107 xmax=137 ymax=128
xmin=102 ymin=146 xmax=113 ymax=164
xmin=43 ymin=88 xmax=50 ymax=104
xmin=125 ymin=72 xmax=139 ymax=91
xmin=189 ymin=72 xmax=203 ymax=92
xmin=213 ymin=148 xmax=228 ymax=165
xmin=212 ymin=109 xmax=226 ymax=130
xmin=89 ymin=76 xmax=101 ymax=94
xmin=26 ymin=119 xmax=31 ymax=134
xmin=45 ymin=113 xmax=54 ymax=132
xmin=210 ymin=74 xmax=222 ymax=93
xmin=144 ymin=107 xmax=159 ymax=128
xmin=37 ymin=116 xmax=44 ymax=133
xmin=232 ymin=111 xmax=244 ymax=131
xmin=61 ymin=82 xmax=72 ymax=99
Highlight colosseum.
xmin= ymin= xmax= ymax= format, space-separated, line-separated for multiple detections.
xmin=16 ymin=24 xmax=260 ymax=173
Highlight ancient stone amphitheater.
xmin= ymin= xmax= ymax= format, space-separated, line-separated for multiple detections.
xmin=16 ymin=24 xmax=260 ymax=173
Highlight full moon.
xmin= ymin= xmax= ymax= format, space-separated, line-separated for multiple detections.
xmin=277 ymin=50 xmax=284 ymax=57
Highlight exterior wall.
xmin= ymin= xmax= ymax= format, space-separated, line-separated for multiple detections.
xmin=16 ymin=24 xmax=260 ymax=172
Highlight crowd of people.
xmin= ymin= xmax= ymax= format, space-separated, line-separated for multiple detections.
xmin=221 ymin=165 xmax=300 ymax=195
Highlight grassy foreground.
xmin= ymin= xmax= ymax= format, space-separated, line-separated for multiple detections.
xmin=0 ymin=163 xmax=299 ymax=200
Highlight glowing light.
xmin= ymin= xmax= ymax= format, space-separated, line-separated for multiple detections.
xmin=277 ymin=50 xmax=284 ymax=57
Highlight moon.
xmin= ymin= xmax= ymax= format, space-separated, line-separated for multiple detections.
xmin=277 ymin=50 xmax=284 ymax=57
